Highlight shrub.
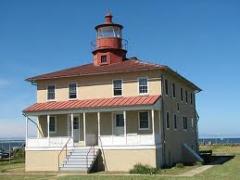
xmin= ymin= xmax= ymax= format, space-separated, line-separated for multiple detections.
xmin=129 ymin=163 xmax=160 ymax=175
xmin=175 ymin=163 xmax=184 ymax=168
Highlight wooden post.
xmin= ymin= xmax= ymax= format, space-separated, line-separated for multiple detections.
xmin=83 ymin=112 xmax=86 ymax=146
xmin=152 ymin=109 xmax=155 ymax=144
xmin=97 ymin=112 xmax=100 ymax=145
xmin=123 ymin=111 xmax=127 ymax=144
xmin=71 ymin=113 xmax=74 ymax=139
xmin=25 ymin=116 xmax=28 ymax=147
xmin=47 ymin=115 xmax=50 ymax=145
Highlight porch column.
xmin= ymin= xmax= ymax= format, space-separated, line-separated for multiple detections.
xmin=151 ymin=109 xmax=155 ymax=144
xmin=97 ymin=112 xmax=100 ymax=145
xmin=123 ymin=110 xmax=127 ymax=144
xmin=47 ymin=115 xmax=50 ymax=145
xmin=25 ymin=116 xmax=28 ymax=147
xmin=71 ymin=113 xmax=74 ymax=138
xmin=83 ymin=112 xmax=86 ymax=146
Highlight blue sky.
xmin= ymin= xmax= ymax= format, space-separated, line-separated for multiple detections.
xmin=0 ymin=0 xmax=239 ymax=138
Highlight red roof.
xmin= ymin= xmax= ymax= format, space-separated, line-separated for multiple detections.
xmin=23 ymin=95 xmax=161 ymax=113
xmin=26 ymin=59 xmax=164 ymax=82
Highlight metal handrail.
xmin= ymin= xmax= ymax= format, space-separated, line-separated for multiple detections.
xmin=86 ymin=145 xmax=95 ymax=171
xmin=57 ymin=137 xmax=72 ymax=170
xmin=98 ymin=136 xmax=108 ymax=171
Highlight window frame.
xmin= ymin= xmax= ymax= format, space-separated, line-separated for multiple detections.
xmin=112 ymin=79 xmax=123 ymax=97
xmin=138 ymin=111 xmax=150 ymax=130
xmin=166 ymin=112 xmax=170 ymax=129
xmin=180 ymin=88 xmax=183 ymax=101
xmin=172 ymin=83 xmax=176 ymax=98
xmin=185 ymin=90 xmax=188 ymax=103
xmin=183 ymin=117 xmax=188 ymax=130
xmin=165 ymin=79 xmax=169 ymax=96
xmin=174 ymin=114 xmax=177 ymax=130
xmin=49 ymin=116 xmax=57 ymax=133
xmin=138 ymin=77 xmax=149 ymax=95
xmin=47 ymin=84 xmax=56 ymax=101
xmin=68 ymin=82 xmax=78 ymax=99
xmin=100 ymin=55 xmax=107 ymax=64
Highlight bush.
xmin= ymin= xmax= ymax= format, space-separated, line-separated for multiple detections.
xmin=195 ymin=161 xmax=203 ymax=166
xmin=175 ymin=163 xmax=184 ymax=168
xmin=129 ymin=164 xmax=160 ymax=175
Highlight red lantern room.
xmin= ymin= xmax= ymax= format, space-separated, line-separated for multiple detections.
xmin=92 ymin=13 xmax=128 ymax=66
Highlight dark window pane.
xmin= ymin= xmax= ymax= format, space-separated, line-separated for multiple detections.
xmin=139 ymin=112 xmax=149 ymax=129
xmin=166 ymin=112 xmax=170 ymax=128
xmin=113 ymin=80 xmax=122 ymax=96
xmin=116 ymin=114 xmax=124 ymax=127
xmin=49 ymin=117 xmax=55 ymax=132
xmin=73 ymin=117 xmax=79 ymax=129
xmin=47 ymin=85 xmax=55 ymax=100
xmin=69 ymin=83 xmax=77 ymax=99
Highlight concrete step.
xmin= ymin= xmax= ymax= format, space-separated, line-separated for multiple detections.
xmin=64 ymin=158 xmax=94 ymax=163
xmin=62 ymin=164 xmax=91 ymax=168
xmin=60 ymin=167 xmax=88 ymax=172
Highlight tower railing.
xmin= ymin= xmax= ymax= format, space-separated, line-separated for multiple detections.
xmin=91 ymin=38 xmax=128 ymax=51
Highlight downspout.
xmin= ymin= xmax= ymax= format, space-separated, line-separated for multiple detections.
xmin=160 ymin=74 xmax=166 ymax=167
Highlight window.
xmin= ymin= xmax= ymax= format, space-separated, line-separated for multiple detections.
xmin=191 ymin=118 xmax=194 ymax=128
xmin=190 ymin=93 xmax=193 ymax=104
xmin=166 ymin=112 xmax=170 ymax=129
xmin=69 ymin=83 xmax=77 ymax=99
xmin=100 ymin=55 xmax=107 ymax=63
xmin=139 ymin=111 xmax=149 ymax=129
xmin=73 ymin=117 xmax=79 ymax=129
xmin=139 ymin=77 xmax=148 ymax=94
xmin=113 ymin=80 xmax=122 ymax=96
xmin=174 ymin=114 xmax=177 ymax=129
xmin=115 ymin=114 xmax=124 ymax=127
xmin=165 ymin=79 xmax=169 ymax=95
xmin=183 ymin=117 xmax=188 ymax=130
xmin=172 ymin=83 xmax=176 ymax=98
xmin=185 ymin=90 xmax=188 ymax=103
xmin=49 ymin=116 xmax=56 ymax=132
xmin=47 ymin=85 xmax=55 ymax=100
xmin=181 ymin=88 xmax=183 ymax=101
xmin=177 ymin=103 xmax=180 ymax=112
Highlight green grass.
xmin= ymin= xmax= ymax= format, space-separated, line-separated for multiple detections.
xmin=0 ymin=145 xmax=240 ymax=180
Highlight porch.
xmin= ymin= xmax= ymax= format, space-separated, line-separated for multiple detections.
xmin=25 ymin=110 xmax=162 ymax=149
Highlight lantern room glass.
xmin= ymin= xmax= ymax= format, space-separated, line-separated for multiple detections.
xmin=97 ymin=26 xmax=122 ymax=38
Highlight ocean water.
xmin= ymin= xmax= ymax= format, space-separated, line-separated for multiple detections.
xmin=0 ymin=139 xmax=25 ymax=152
xmin=199 ymin=138 xmax=240 ymax=145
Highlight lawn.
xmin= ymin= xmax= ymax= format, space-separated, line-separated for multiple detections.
xmin=0 ymin=145 xmax=239 ymax=180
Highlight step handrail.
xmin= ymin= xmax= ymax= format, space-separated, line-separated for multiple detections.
xmin=98 ymin=136 xmax=108 ymax=171
xmin=58 ymin=137 xmax=72 ymax=170
xmin=86 ymin=145 xmax=95 ymax=171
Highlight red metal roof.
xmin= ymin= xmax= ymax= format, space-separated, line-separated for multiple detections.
xmin=23 ymin=95 xmax=161 ymax=113
xmin=26 ymin=59 xmax=164 ymax=82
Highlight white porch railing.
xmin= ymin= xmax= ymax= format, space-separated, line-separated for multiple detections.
xmin=100 ymin=134 xmax=159 ymax=146
xmin=26 ymin=137 xmax=73 ymax=148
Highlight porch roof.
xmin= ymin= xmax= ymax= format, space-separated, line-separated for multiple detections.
xmin=23 ymin=95 xmax=161 ymax=113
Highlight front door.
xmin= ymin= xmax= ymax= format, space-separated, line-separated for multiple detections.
xmin=73 ymin=116 xmax=80 ymax=142
xmin=114 ymin=113 xmax=124 ymax=136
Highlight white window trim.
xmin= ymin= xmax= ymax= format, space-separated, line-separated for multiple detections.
xmin=112 ymin=79 xmax=123 ymax=97
xmin=46 ymin=84 xmax=56 ymax=102
xmin=68 ymin=82 xmax=78 ymax=100
xmin=138 ymin=77 xmax=149 ymax=95
xmin=49 ymin=116 xmax=57 ymax=134
xmin=138 ymin=111 xmax=150 ymax=130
